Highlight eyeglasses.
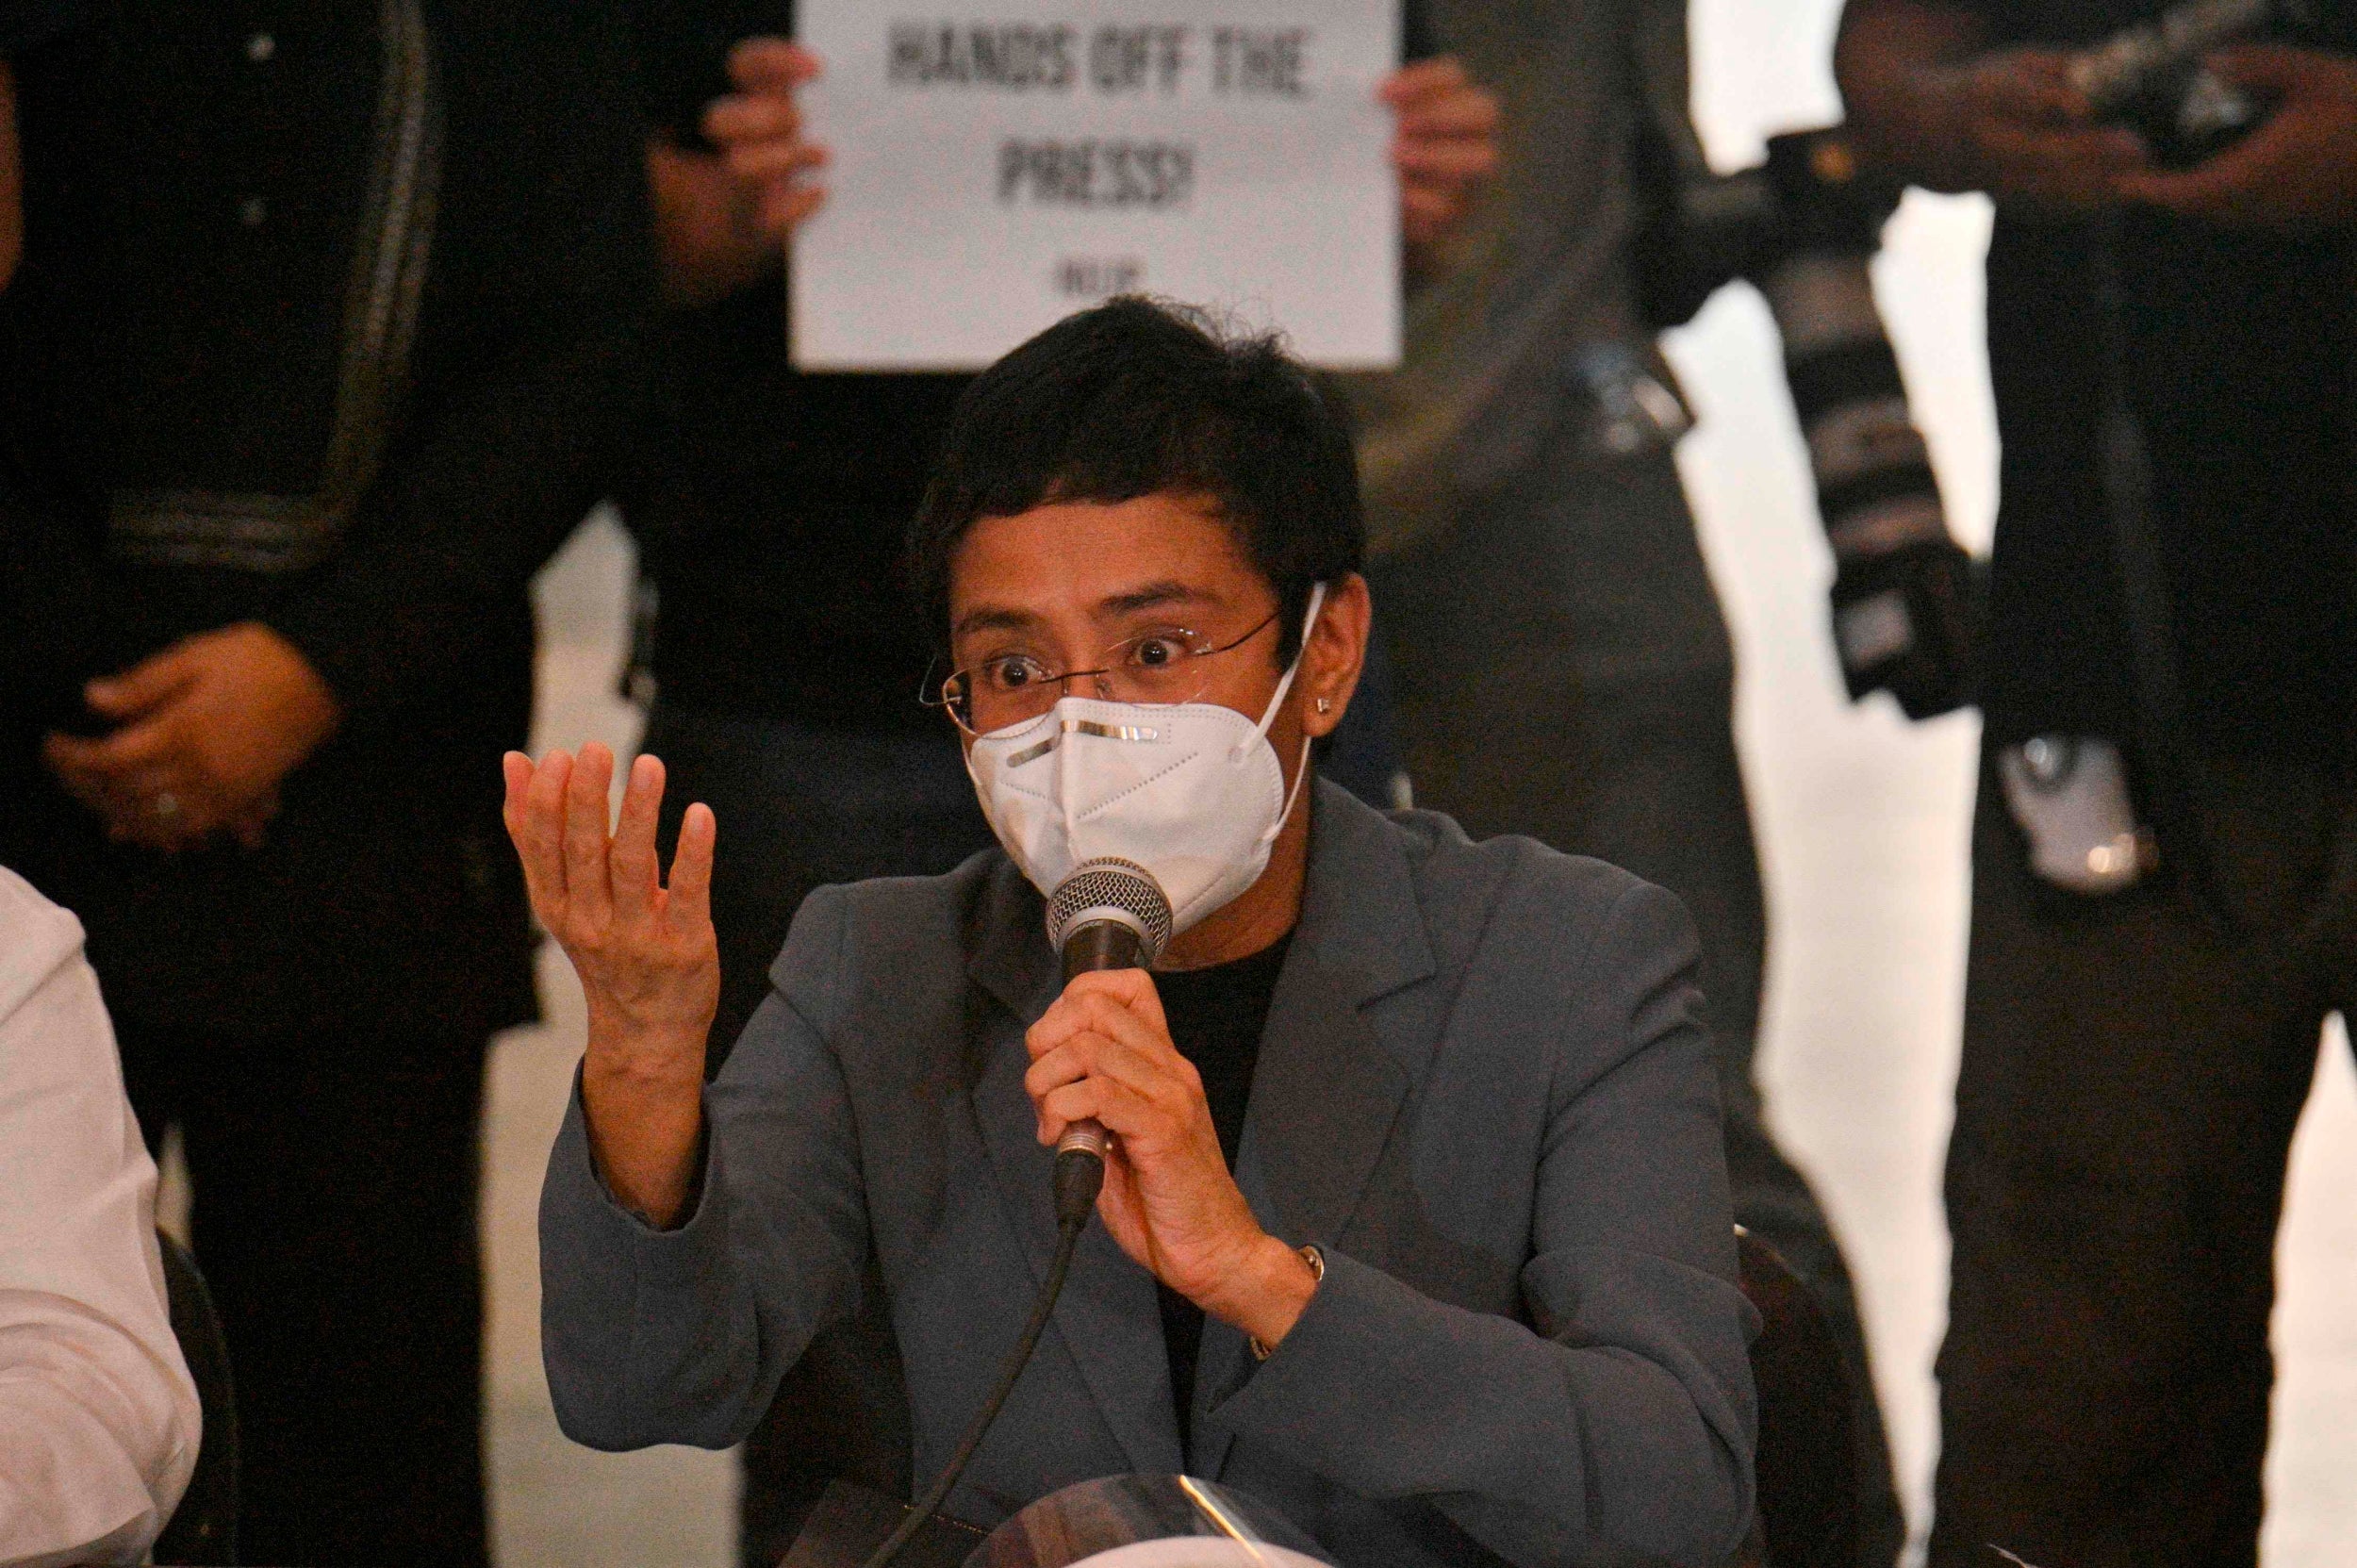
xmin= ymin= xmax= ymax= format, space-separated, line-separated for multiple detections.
xmin=933 ymin=611 xmax=1281 ymax=734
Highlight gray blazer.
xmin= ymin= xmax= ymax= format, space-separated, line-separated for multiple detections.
xmin=540 ymin=782 xmax=1757 ymax=1567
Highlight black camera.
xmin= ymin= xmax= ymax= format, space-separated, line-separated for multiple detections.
xmin=1635 ymin=126 xmax=1902 ymax=335
xmin=2070 ymin=0 xmax=2316 ymax=167
xmin=1636 ymin=128 xmax=1977 ymax=719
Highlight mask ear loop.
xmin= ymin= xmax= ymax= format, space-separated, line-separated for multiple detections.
xmin=1241 ymin=582 xmax=1327 ymax=750
xmin=1244 ymin=582 xmax=1328 ymax=846
xmin=1261 ymin=734 xmax=1316 ymax=848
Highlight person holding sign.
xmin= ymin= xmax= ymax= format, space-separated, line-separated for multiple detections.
xmin=535 ymin=298 xmax=1756 ymax=1568
xmin=613 ymin=8 xmax=1495 ymax=1560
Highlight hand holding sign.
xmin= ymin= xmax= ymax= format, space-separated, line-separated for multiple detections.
xmin=1384 ymin=56 xmax=1501 ymax=246
xmin=646 ymin=40 xmax=830 ymax=305
xmin=702 ymin=41 xmax=832 ymax=239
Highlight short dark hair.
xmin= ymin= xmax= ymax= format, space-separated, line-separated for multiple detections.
xmin=910 ymin=296 xmax=1365 ymax=664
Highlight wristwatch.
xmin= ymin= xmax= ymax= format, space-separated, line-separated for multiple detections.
xmin=1249 ymin=1244 xmax=1324 ymax=1362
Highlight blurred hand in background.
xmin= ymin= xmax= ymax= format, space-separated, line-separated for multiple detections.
xmin=1383 ymin=55 xmax=1501 ymax=250
xmin=2118 ymin=43 xmax=2357 ymax=228
xmin=648 ymin=39 xmax=825 ymax=305
xmin=43 ymin=623 xmax=339 ymax=853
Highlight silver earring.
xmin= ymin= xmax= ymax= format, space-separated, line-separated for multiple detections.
xmin=1315 ymin=697 xmax=1332 ymax=714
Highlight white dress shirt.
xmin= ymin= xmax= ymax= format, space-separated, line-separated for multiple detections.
xmin=0 ymin=867 xmax=199 ymax=1568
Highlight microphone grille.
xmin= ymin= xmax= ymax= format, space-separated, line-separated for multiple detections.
xmin=1047 ymin=858 xmax=1174 ymax=964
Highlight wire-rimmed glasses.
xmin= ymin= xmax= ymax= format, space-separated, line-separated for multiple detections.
xmin=933 ymin=611 xmax=1280 ymax=734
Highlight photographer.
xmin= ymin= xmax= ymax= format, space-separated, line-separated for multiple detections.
xmin=1349 ymin=4 xmax=1922 ymax=1561
xmin=1838 ymin=2 xmax=2357 ymax=1562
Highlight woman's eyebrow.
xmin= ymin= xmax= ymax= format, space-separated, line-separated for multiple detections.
xmin=950 ymin=604 xmax=1040 ymax=639
xmin=1096 ymin=581 xmax=1215 ymax=619
xmin=951 ymin=582 xmax=1221 ymax=641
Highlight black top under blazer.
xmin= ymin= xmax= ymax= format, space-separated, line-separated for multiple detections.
xmin=540 ymin=782 xmax=1759 ymax=1567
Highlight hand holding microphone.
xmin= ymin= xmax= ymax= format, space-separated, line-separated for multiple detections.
xmin=1024 ymin=862 xmax=1316 ymax=1351
xmin=1036 ymin=860 xmax=1176 ymax=1216
xmin=866 ymin=859 xmax=1315 ymax=1568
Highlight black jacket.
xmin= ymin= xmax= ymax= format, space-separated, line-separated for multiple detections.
xmin=1960 ymin=0 xmax=2357 ymax=761
xmin=0 ymin=0 xmax=655 ymax=1035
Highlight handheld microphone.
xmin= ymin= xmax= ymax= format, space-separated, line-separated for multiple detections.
xmin=1044 ymin=859 xmax=1174 ymax=1223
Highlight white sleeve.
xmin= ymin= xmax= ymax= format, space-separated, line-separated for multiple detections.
xmin=0 ymin=869 xmax=201 ymax=1568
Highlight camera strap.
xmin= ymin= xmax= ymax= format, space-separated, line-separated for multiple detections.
xmin=2086 ymin=229 xmax=2195 ymax=834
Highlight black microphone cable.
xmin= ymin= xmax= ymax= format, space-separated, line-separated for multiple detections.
xmin=859 ymin=1149 xmax=1106 ymax=1568
xmin=866 ymin=865 xmax=1162 ymax=1568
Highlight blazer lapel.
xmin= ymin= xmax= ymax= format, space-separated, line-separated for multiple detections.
xmin=1241 ymin=781 xmax=1439 ymax=1242
xmin=967 ymin=862 xmax=1183 ymax=1477
xmin=1198 ymin=783 xmax=1440 ymax=1472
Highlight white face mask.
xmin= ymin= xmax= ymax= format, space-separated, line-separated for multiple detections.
xmin=964 ymin=584 xmax=1327 ymax=938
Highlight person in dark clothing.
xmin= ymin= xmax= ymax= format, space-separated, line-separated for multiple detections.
xmin=619 ymin=142 xmax=988 ymax=1074
xmin=0 ymin=6 xmax=110 ymax=736
xmin=1838 ymin=4 xmax=2357 ymax=1563
xmin=1349 ymin=4 xmax=1909 ymax=1560
xmin=622 ymin=38 xmax=1032 ymax=1553
xmin=618 ymin=11 xmax=1498 ymax=1561
xmin=0 ymin=2 xmax=654 ymax=1561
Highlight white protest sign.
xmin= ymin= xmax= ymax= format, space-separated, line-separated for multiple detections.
xmin=790 ymin=1 xmax=1401 ymax=371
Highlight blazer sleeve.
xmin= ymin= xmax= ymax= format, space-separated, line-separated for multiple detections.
xmin=1204 ymin=876 xmax=1758 ymax=1568
xmin=264 ymin=0 xmax=656 ymax=734
xmin=537 ymin=884 xmax=872 ymax=1452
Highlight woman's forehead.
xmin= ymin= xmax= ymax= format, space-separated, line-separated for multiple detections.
xmin=948 ymin=495 xmax=1267 ymax=633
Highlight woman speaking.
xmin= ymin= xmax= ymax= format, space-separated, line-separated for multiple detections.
xmin=515 ymin=299 xmax=1757 ymax=1568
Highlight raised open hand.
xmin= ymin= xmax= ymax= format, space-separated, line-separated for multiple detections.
xmin=503 ymin=743 xmax=717 ymax=1225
